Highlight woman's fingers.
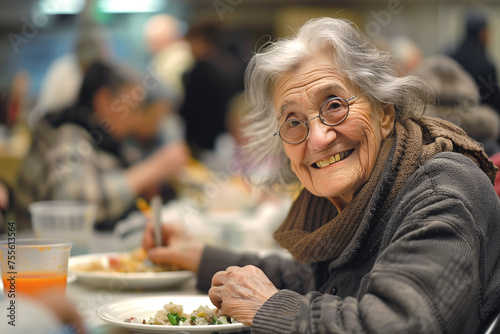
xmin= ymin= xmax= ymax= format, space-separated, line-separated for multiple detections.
xmin=143 ymin=220 xmax=204 ymax=271
xmin=142 ymin=222 xmax=183 ymax=251
xmin=208 ymin=286 xmax=222 ymax=309
xmin=208 ymin=265 xmax=279 ymax=326
xmin=146 ymin=247 xmax=177 ymax=265
xmin=212 ymin=266 xmax=245 ymax=286
xmin=211 ymin=271 xmax=227 ymax=286
xmin=146 ymin=242 xmax=204 ymax=272
xmin=161 ymin=223 xmax=183 ymax=242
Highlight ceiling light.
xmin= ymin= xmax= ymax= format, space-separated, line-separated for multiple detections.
xmin=39 ymin=0 xmax=85 ymax=15
xmin=37 ymin=0 xmax=167 ymax=15
xmin=97 ymin=0 xmax=167 ymax=13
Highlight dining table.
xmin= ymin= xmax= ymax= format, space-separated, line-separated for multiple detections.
xmin=1 ymin=196 xmax=291 ymax=333
xmin=67 ymin=231 xmax=203 ymax=334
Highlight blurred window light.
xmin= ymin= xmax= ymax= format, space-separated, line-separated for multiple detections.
xmin=39 ymin=0 xmax=86 ymax=15
xmin=38 ymin=0 xmax=167 ymax=15
xmin=97 ymin=0 xmax=167 ymax=13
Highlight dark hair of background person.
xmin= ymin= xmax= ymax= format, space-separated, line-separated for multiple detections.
xmin=76 ymin=61 xmax=129 ymax=110
xmin=180 ymin=20 xmax=245 ymax=156
xmin=185 ymin=21 xmax=223 ymax=48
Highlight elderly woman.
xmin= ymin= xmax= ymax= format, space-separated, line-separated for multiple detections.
xmin=143 ymin=18 xmax=500 ymax=333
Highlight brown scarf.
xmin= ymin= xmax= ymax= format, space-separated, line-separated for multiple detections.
xmin=273 ymin=117 xmax=497 ymax=263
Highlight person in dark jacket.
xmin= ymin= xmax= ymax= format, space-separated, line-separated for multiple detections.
xmin=449 ymin=10 xmax=500 ymax=117
xmin=179 ymin=21 xmax=244 ymax=157
xmin=143 ymin=18 xmax=500 ymax=333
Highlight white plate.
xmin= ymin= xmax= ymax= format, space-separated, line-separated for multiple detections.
xmin=97 ymin=295 xmax=248 ymax=333
xmin=69 ymin=253 xmax=194 ymax=289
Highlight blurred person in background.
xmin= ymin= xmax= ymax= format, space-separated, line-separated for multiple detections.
xmin=449 ymin=10 xmax=500 ymax=118
xmin=6 ymin=70 xmax=31 ymax=128
xmin=28 ymin=23 xmax=109 ymax=128
xmin=412 ymin=55 xmax=500 ymax=155
xmin=388 ymin=36 xmax=423 ymax=74
xmin=200 ymin=91 xmax=249 ymax=172
xmin=16 ymin=61 xmax=189 ymax=231
xmin=139 ymin=14 xmax=195 ymax=148
xmin=0 ymin=180 xmax=13 ymax=233
xmin=179 ymin=20 xmax=245 ymax=160
xmin=143 ymin=18 xmax=500 ymax=333
xmin=0 ymin=80 xmax=29 ymax=232
xmin=144 ymin=14 xmax=194 ymax=106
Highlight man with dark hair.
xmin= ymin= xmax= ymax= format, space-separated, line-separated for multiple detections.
xmin=16 ymin=62 xmax=189 ymax=230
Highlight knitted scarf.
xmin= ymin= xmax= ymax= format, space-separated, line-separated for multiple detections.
xmin=273 ymin=116 xmax=497 ymax=263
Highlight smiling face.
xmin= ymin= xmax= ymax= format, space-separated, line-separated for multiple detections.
xmin=273 ymin=51 xmax=395 ymax=211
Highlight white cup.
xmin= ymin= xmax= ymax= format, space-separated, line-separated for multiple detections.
xmin=28 ymin=201 xmax=96 ymax=256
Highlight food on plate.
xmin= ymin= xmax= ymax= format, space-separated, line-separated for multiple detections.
xmin=124 ymin=302 xmax=237 ymax=326
xmin=71 ymin=248 xmax=178 ymax=273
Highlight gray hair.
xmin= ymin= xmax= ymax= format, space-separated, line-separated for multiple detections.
xmin=241 ymin=17 xmax=434 ymax=192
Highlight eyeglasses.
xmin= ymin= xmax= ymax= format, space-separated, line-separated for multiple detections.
xmin=273 ymin=94 xmax=363 ymax=144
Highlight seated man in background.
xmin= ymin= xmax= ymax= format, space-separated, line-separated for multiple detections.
xmin=15 ymin=61 xmax=190 ymax=231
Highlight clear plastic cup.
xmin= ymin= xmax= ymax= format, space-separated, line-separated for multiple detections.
xmin=29 ymin=201 xmax=96 ymax=256
xmin=0 ymin=238 xmax=73 ymax=297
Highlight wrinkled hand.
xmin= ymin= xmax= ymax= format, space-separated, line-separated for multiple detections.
xmin=142 ymin=222 xmax=203 ymax=272
xmin=209 ymin=265 xmax=278 ymax=326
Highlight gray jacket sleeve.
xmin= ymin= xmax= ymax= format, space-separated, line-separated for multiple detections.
xmin=196 ymin=247 xmax=315 ymax=294
xmin=252 ymin=153 xmax=500 ymax=333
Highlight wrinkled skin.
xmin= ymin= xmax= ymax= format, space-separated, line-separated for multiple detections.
xmin=209 ymin=265 xmax=278 ymax=326
xmin=273 ymin=51 xmax=394 ymax=212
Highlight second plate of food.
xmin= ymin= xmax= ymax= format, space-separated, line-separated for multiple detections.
xmin=69 ymin=250 xmax=194 ymax=289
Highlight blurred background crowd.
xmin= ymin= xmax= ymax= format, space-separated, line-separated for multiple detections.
xmin=1 ymin=0 xmax=500 ymax=236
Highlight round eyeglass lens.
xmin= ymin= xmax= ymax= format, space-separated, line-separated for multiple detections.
xmin=320 ymin=98 xmax=349 ymax=125
xmin=280 ymin=119 xmax=308 ymax=144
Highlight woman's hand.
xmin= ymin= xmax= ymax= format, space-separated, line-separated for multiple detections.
xmin=142 ymin=222 xmax=204 ymax=272
xmin=208 ymin=265 xmax=278 ymax=326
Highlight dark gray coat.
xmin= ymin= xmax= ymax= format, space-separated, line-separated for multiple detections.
xmin=197 ymin=152 xmax=500 ymax=333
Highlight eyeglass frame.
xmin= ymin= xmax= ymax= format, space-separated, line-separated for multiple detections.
xmin=273 ymin=94 xmax=363 ymax=145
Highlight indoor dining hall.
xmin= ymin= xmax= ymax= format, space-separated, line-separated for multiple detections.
xmin=1 ymin=0 xmax=500 ymax=333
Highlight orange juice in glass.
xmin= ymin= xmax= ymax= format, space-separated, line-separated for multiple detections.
xmin=0 ymin=239 xmax=72 ymax=298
